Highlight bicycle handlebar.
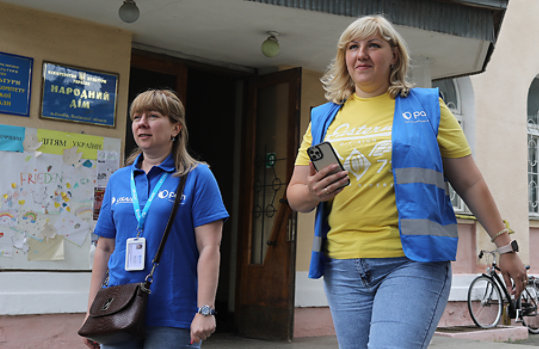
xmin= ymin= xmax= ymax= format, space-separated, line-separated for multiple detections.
xmin=478 ymin=249 xmax=497 ymax=260
xmin=478 ymin=249 xmax=531 ymax=271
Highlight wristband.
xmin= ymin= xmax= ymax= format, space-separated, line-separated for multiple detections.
xmin=491 ymin=227 xmax=510 ymax=243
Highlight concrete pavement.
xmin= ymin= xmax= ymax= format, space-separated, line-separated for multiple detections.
xmin=204 ymin=332 xmax=539 ymax=348
xmin=430 ymin=336 xmax=537 ymax=348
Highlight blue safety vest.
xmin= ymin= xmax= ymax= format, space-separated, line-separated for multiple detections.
xmin=308 ymin=88 xmax=458 ymax=279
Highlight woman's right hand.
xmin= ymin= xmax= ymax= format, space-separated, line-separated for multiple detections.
xmin=287 ymin=163 xmax=349 ymax=212
xmin=306 ymin=162 xmax=349 ymax=203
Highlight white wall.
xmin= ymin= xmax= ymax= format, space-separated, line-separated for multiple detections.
xmin=469 ymin=0 xmax=539 ymax=263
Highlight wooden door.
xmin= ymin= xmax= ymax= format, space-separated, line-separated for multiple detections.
xmin=126 ymin=51 xmax=188 ymax=157
xmin=236 ymin=67 xmax=301 ymax=340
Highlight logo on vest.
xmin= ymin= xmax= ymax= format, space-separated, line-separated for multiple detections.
xmin=402 ymin=110 xmax=428 ymax=123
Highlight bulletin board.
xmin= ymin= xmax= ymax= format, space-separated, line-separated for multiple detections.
xmin=0 ymin=124 xmax=121 ymax=270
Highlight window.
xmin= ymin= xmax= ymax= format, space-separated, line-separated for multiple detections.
xmin=528 ymin=77 xmax=539 ymax=216
xmin=433 ymin=78 xmax=468 ymax=213
xmin=434 ymin=78 xmax=461 ymax=118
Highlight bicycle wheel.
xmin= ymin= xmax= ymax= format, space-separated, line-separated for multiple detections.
xmin=518 ymin=284 xmax=539 ymax=334
xmin=467 ymin=275 xmax=503 ymax=328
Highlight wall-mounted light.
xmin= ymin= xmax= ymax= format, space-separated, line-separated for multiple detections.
xmin=119 ymin=0 xmax=140 ymax=23
xmin=261 ymin=31 xmax=280 ymax=58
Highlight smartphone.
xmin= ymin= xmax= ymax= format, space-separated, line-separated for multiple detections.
xmin=307 ymin=142 xmax=350 ymax=186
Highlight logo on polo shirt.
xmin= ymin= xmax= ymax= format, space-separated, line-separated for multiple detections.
xmin=112 ymin=196 xmax=133 ymax=205
xmin=158 ymin=190 xmax=186 ymax=204
xmin=158 ymin=190 xmax=175 ymax=200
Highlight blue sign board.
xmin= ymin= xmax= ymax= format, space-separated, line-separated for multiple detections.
xmin=0 ymin=52 xmax=33 ymax=116
xmin=41 ymin=62 xmax=118 ymax=127
xmin=0 ymin=124 xmax=25 ymax=152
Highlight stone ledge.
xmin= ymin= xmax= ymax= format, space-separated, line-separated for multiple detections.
xmin=435 ymin=326 xmax=529 ymax=343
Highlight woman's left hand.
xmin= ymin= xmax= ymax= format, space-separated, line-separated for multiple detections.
xmin=190 ymin=313 xmax=216 ymax=344
xmin=499 ymin=252 xmax=527 ymax=297
xmin=443 ymin=156 xmax=528 ymax=296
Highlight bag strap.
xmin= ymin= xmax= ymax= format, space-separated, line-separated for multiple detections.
xmin=142 ymin=173 xmax=187 ymax=292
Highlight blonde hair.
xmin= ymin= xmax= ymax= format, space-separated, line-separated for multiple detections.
xmin=126 ymin=89 xmax=203 ymax=176
xmin=321 ymin=15 xmax=413 ymax=103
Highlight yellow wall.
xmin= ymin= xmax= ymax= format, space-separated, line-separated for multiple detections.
xmin=0 ymin=2 xmax=132 ymax=155
xmin=0 ymin=1 xmax=324 ymax=275
xmin=295 ymin=69 xmax=325 ymax=271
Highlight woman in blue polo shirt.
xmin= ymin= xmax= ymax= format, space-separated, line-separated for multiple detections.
xmin=82 ymin=89 xmax=228 ymax=349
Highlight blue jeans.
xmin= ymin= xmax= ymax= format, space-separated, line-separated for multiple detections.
xmin=100 ymin=327 xmax=201 ymax=349
xmin=323 ymin=257 xmax=451 ymax=349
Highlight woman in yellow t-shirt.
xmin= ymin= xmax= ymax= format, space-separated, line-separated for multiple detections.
xmin=287 ymin=15 xmax=526 ymax=349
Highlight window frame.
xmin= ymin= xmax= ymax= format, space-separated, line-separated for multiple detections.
xmin=433 ymin=78 xmax=469 ymax=214
xmin=527 ymin=76 xmax=539 ymax=216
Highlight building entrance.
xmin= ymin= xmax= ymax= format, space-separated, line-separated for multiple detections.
xmin=128 ymin=52 xmax=300 ymax=339
xmin=127 ymin=51 xmax=239 ymax=331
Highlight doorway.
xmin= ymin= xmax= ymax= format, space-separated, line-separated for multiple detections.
xmin=184 ymin=68 xmax=239 ymax=331
xmin=128 ymin=52 xmax=301 ymax=339
xmin=127 ymin=52 xmax=240 ymax=331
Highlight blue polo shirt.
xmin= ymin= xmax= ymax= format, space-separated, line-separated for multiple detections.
xmin=94 ymin=154 xmax=229 ymax=328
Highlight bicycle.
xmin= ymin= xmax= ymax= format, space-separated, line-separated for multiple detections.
xmin=467 ymin=249 xmax=539 ymax=333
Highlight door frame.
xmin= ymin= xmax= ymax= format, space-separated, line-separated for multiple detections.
xmin=235 ymin=67 xmax=302 ymax=340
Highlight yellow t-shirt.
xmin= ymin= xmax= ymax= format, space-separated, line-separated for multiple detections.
xmin=295 ymin=92 xmax=471 ymax=259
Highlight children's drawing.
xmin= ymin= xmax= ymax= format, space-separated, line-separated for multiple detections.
xmin=0 ymin=125 xmax=120 ymax=270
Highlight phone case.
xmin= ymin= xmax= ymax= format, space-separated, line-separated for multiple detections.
xmin=307 ymin=142 xmax=350 ymax=186
xmin=307 ymin=142 xmax=344 ymax=171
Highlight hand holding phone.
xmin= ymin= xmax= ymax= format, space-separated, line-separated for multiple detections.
xmin=307 ymin=142 xmax=350 ymax=187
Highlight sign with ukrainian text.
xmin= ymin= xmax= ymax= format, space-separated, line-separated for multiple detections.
xmin=0 ymin=124 xmax=25 ymax=152
xmin=0 ymin=52 xmax=33 ymax=116
xmin=36 ymin=128 xmax=104 ymax=160
xmin=41 ymin=62 xmax=118 ymax=127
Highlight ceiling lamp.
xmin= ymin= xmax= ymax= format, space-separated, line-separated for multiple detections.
xmin=119 ymin=0 xmax=140 ymax=23
xmin=261 ymin=31 xmax=280 ymax=58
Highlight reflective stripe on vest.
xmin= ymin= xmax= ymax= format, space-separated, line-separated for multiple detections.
xmin=394 ymin=167 xmax=450 ymax=195
xmin=400 ymin=219 xmax=458 ymax=238
xmin=312 ymin=235 xmax=322 ymax=252
xmin=394 ymin=167 xmax=456 ymax=239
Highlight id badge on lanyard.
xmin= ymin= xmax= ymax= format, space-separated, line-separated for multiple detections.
xmin=125 ymin=237 xmax=146 ymax=271
xmin=126 ymin=170 xmax=169 ymax=271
